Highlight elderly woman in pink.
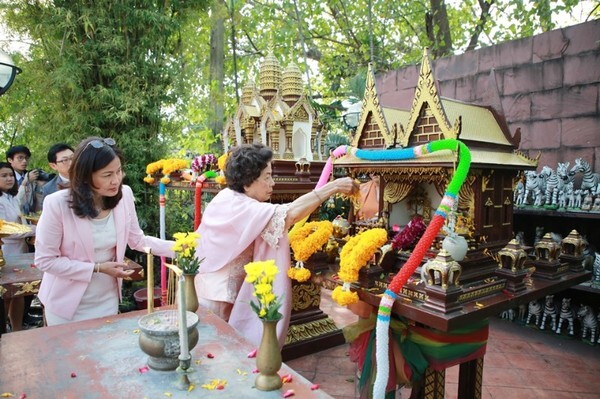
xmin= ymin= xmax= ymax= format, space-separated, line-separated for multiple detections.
xmin=35 ymin=137 xmax=174 ymax=325
xmin=195 ymin=143 xmax=359 ymax=347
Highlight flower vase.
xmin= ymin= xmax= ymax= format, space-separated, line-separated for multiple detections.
xmin=183 ymin=274 xmax=199 ymax=313
xmin=255 ymin=318 xmax=283 ymax=391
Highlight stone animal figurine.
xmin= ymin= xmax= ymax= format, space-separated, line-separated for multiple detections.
xmin=581 ymin=190 xmax=593 ymax=211
xmin=571 ymin=158 xmax=600 ymax=193
xmin=555 ymin=297 xmax=575 ymax=336
xmin=592 ymin=252 xmax=600 ymax=289
xmin=577 ymin=305 xmax=599 ymax=343
xmin=524 ymin=170 xmax=543 ymax=205
xmin=540 ymin=295 xmax=557 ymax=331
xmin=500 ymin=308 xmax=516 ymax=321
xmin=526 ymin=300 xmax=542 ymax=327
xmin=514 ymin=179 xmax=525 ymax=205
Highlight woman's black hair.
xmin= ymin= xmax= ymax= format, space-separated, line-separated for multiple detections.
xmin=0 ymin=162 xmax=17 ymax=197
xmin=225 ymin=143 xmax=273 ymax=193
xmin=69 ymin=137 xmax=124 ymax=218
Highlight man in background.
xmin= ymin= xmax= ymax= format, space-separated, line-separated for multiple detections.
xmin=6 ymin=145 xmax=42 ymax=215
xmin=41 ymin=143 xmax=74 ymax=207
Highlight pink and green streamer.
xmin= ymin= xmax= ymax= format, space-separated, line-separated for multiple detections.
xmin=332 ymin=139 xmax=471 ymax=399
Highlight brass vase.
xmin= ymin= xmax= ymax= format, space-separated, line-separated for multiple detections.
xmin=255 ymin=318 xmax=283 ymax=391
xmin=183 ymin=273 xmax=199 ymax=313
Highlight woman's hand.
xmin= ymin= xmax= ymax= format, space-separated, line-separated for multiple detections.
xmin=330 ymin=177 xmax=360 ymax=195
xmin=97 ymin=261 xmax=136 ymax=278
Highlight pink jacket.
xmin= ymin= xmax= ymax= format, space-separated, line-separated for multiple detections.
xmin=35 ymin=185 xmax=174 ymax=320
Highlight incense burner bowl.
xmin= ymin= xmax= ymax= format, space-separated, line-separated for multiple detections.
xmin=138 ymin=310 xmax=199 ymax=371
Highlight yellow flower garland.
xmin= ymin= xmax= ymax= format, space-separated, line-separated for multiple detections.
xmin=332 ymin=228 xmax=388 ymax=306
xmin=287 ymin=220 xmax=333 ymax=282
xmin=215 ymin=153 xmax=229 ymax=185
xmin=143 ymin=158 xmax=189 ymax=185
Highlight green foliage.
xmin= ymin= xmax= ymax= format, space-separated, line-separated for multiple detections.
xmin=323 ymin=132 xmax=351 ymax=155
xmin=319 ymin=194 xmax=352 ymax=222
xmin=0 ymin=0 xmax=592 ymax=238
xmin=2 ymin=0 xmax=209 ymax=228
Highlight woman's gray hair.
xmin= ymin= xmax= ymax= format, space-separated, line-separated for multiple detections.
xmin=225 ymin=144 xmax=273 ymax=193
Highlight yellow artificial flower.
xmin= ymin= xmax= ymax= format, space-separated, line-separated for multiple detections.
xmin=217 ymin=153 xmax=228 ymax=171
xmin=171 ymin=231 xmax=203 ymax=274
xmin=243 ymin=259 xmax=283 ymax=321
xmin=255 ymin=283 xmax=272 ymax=295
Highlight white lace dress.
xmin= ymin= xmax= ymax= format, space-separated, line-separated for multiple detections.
xmin=196 ymin=204 xmax=288 ymax=319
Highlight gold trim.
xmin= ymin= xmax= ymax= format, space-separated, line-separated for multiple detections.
xmin=284 ymin=317 xmax=340 ymax=345
xmin=401 ymin=49 xmax=455 ymax=147
xmin=383 ymin=182 xmax=413 ymax=204
xmin=13 ymin=280 xmax=41 ymax=296
xmin=352 ymin=63 xmax=394 ymax=148
xmin=292 ymin=282 xmax=321 ymax=311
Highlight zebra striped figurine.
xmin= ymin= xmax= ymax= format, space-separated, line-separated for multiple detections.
xmin=544 ymin=162 xmax=572 ymax=206
xmin=555 ymin=297 xmax=575 ymax=336
xmin=577 ymin=305 xmax=599 ymax=343
xmin=526 ymin=300 xmax=542 ymax=327
xmin=571 ymin=158 xmax=600 ymax=193
xmin=524 ymin=170 xmax=545 ymax=206
xmin=540 ymin=295 xmax=557 ymax=330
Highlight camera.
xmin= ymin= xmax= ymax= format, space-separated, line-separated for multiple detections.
xmin=35 ymin=169 xmax=54 ymax=182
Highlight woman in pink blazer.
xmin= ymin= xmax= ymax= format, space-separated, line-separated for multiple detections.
xmin=35 ymin=137 xmax=174 ymax=325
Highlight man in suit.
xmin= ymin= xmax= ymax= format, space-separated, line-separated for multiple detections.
xmin=6 ymin=145 xmax=42 ymax=214
xmin=41 ymin=143 xmax=74 ymax=208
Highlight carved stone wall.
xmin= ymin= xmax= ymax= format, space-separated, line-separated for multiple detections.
xmin=375 ymin=20 xmax=600 ymax=175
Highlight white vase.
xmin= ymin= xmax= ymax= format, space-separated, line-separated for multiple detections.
xmin=442 ymin=235 xmax=468 ymax=261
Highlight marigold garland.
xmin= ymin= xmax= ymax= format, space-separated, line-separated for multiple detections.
xmin=331 ymin=283 xmax=359 ymax=306
xmin=287 ymin=220 xmax=333 ymax=282
xmin=214 ymin=152 xmax=229 ymax=185
xmin=143 ymin=158 xmax=189 ymax=185
xmin=287 ymin=267 xmax=311 ymax=283
xmin=332 ymin=228 xmax=388 ymax=306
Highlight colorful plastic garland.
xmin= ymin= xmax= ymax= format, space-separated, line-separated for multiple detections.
xmin=194 ymin=170 xmax=218 ymax=230
xmin=331 ymin=139 xmax=471 ymax=399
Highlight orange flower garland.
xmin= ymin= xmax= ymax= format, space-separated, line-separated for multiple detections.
xmin=332 ymin=228 xmax=388 ymax=306
xmin=288 ymin=220 xmax=333 ymax=282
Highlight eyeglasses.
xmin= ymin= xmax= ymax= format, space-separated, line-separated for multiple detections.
xmin=84 ymin=137 xmax=116 ymax=151
xmin=55 ymin=156 xmax=74 ymax=164
xmin=14 ymin=155 xmax=30 ymax=161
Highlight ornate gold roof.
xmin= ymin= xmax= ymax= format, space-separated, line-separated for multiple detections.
xmin=344 ymin=48 xmax=538 ymax=169
xmin=282 ymin=61 xmax=303 ymax=103
xmin=241 ymin=81 xmax=256 ymax=105
xmin=352 ymin=63 xmax=393 ymax=148
xmin=259 ymin=51 xmax=282 ymax=101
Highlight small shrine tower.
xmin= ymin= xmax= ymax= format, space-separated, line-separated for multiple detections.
xmin=223 ymin=52 xmax=324 ymax=161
